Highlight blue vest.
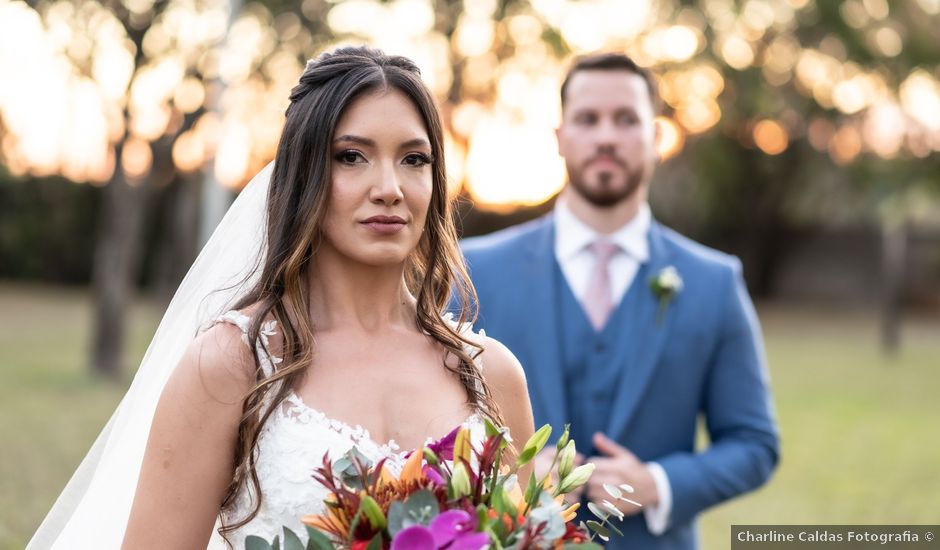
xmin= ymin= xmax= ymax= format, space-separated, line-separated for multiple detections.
xmin=554 ymin=259 xmax=651 ymax=456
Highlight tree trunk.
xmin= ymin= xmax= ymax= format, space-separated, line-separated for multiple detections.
xmin=881 ymin=220 xmax=907 ymax=356
xmin=154 ymin=172 xmax=201 ymax=301
xmin=90 ymin=144 xmax=148 ymax=378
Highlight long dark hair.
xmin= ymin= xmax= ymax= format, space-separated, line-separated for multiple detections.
xmin=218 ymin=46 xmax=497 ymax=537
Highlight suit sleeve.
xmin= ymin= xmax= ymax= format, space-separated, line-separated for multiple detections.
xmin=655 ymin=258 xmax=780 ymax=528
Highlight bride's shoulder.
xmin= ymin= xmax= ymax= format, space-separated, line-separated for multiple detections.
xmin=477 ymin=336 xmax=527 ymax=392
xmin=174 ymin=319 xmax=257 ymax=401
xmin=440 ymin=313 xmax=524 ymax=387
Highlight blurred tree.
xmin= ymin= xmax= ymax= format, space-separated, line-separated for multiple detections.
xmin=1 ymin=0 xmax=938 ymax=370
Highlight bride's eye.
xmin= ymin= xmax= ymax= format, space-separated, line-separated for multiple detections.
xmin=334 ymin=150 xmax=366 ymax=164
xmin=402 ymin=153 xmax=433 ymax=167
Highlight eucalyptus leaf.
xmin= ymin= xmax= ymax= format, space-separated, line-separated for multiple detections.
xmin=528 ymin=502 xmax=566 ymax=539
xmin=282 ymin=528 xmax=305 ymax=550
xmin=586 ymin=502 xmax=608 ymax=521
xmin=600 ymin=500 xmax=624 ymax=520
xmin=245 ymin=535 xmax=273 ymax=550
xmin=403 ymin=489 xmax=439 ymax=525
xmin=602 ymin=483 xmax=622 ymax=499
xmin=586 ymin=520 xmax=609 ymax=541
xmin=304 ymin=526 xmax=336 ymax=550
xmin=607 ymin=521 xmax=624 ymax=537
xmin=387 ymin=501 xmax=406 ymax=536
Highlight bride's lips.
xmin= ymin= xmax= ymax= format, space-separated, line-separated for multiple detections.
xmin=360 ymin=215 xmax=407 ymax=234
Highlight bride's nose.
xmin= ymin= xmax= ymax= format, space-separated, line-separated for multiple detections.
xmin=369 ymin=161 xmax=404 ymax=205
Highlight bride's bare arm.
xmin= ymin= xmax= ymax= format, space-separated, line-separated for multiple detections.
xmin=122 ymin=322 xmax=255 ymax=549
xmin=480 ymin=337 xmax=536 ymax=481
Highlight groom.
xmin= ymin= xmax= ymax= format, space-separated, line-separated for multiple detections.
xmin=462 ymin=53 xmax=779 ymax=548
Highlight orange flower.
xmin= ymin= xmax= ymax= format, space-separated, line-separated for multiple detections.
xmin=301 ymin=495 xmax=348 ymax=536
xmin=399 ymin=449 xmax=425 ymax=484
xmin=561 ymin=502 xmax=580 ymax=523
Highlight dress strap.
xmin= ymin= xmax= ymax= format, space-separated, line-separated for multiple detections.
xmin=443 ymin=312 xmax=486 ymax=398
xmin=216 ymin=310 xmax=282 ymax=378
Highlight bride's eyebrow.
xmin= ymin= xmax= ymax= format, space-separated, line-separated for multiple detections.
xmin=333 ymin=135 xmax=431 ymax=150
xmin=333 ymin=135 xmax=374 ymax=147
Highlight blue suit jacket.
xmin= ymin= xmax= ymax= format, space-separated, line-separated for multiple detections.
xmin=462 ymin=214 xmax=779 ymax=549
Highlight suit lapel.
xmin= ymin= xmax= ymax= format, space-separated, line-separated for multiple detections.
xmin=605 ymin=221 xmax=675 ymax=438
xmin=519 ymin=216 xmax=569 ymax=432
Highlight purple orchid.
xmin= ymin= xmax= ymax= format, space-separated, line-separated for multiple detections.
xmin=423 ymin=465 xmax=446 ymax=486
xmin=426 ymin=425 xmax=459 ymax=461
xmin=390 ymin=525 xmax=436 ymax=550
xmin=390 ymin=510 xmax=489 ymax=550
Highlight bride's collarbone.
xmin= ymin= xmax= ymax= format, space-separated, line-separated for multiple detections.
xmin=291 ymin=369 xmax=473 ymax=448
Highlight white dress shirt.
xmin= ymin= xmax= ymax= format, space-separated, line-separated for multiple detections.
xmin=553 ymin=199 xmax=672 ymax=535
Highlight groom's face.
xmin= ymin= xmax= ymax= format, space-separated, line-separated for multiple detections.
xmin=556 ymin=70 xmax=658 ymax=208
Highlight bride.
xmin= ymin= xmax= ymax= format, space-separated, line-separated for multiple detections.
xmin=29 ymin=46 xmax=534 ymax=549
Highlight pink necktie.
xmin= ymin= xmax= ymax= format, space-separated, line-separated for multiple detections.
xmin=583 ymin=238 xmax=619 ymax=330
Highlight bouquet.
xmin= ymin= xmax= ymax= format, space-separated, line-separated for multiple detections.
xmin=246 ymin=421 xmax=637 ymax=550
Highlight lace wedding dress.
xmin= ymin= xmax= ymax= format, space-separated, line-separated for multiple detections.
xmin=207 ymin=311 xmax=488 ymax=549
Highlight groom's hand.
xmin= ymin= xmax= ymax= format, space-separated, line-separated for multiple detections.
xmin=586 ymin=432 xmax=658 ymax=516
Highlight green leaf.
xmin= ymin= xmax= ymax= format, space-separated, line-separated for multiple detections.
xmin=522 ymin=471 xmax=539 ymax=505
xmin=561 ymin=543 xmax=604 ymax=549
xmin=515 ymin=446 xmax=538 ymax=466
xmin=517 ymin=425 xmax=552 ymax=466
xmin=483 ymin=416 xmax=501 ymax=437
xmin=282 ymin=528 xmax=305 ymax=550
xmin=365 ymin=533 xmax=383 ymax=550
xmin=586 ymin=520 xmax=609 ymax=542
xmin=245 ymin=535 xmax=273 ymax=550
xmin=304 ymin=526 xmax=336 ymax=550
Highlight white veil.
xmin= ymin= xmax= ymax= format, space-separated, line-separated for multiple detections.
xmin=28 ymin=162 xmax=274 ymax=549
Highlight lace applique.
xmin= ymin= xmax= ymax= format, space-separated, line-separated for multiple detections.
xmin=216 ymin=310 xmax=283 ymax=377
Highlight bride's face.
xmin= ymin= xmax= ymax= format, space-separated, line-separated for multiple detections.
xmin=319 ymin=88 xmax=434 ymax=267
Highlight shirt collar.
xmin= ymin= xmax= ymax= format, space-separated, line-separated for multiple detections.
xmin=554 ymin=199 xmax=651 ymax=263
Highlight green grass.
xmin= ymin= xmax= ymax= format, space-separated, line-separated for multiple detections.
xmin=698 ymin=306 xmax=940 ymax=545
xmin=2 ymin=284 xmax=939 ymax=549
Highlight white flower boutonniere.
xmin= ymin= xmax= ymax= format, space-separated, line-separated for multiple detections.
xmin=649 ymin=266 xmax=683 ymax=323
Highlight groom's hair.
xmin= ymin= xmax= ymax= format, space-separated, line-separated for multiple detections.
xmin=560 ymin=52 xmax=660 ymax=112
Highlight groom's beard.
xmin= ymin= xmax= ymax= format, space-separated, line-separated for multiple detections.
xmin=567 ymin=153 xmax=645 ymax=208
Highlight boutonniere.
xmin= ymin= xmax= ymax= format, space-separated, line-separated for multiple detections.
xmin=649 ymin=266 xmax=683 ymax=323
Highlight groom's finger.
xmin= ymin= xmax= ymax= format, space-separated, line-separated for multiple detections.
xmin=592 ymin=432 xmax=632 ymax=457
